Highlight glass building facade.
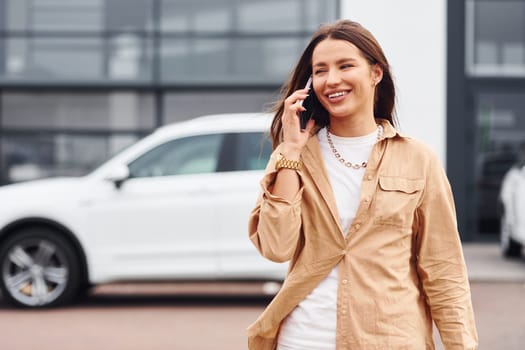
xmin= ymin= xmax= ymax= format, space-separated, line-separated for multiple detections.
xmin=448 ymin=0 xmax=525 ymax=240
xmin=0 ymin=0 xmax=338 ymax=183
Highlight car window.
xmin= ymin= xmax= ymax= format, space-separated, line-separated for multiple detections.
xmin=236 ymin=132 xmax=272 ymax=171
xmin=128 ymin=134 xmax=224 ymax=177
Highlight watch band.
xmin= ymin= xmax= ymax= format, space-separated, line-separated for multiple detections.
xmin=275 ymin=153 xmax=302 ymax=171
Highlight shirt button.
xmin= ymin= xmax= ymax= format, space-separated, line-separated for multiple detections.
xmin=341 ymin=310 xmax=347 ymax=315
xmin=367 ymin=175 xmax=373 ymax=180
xmin=342 ymin=279 xmax=348 ymax=284
xmin=363 ymin=197 xmax=369 ymax=203
xmin=354 ymin=223 xmax=361 ymax=230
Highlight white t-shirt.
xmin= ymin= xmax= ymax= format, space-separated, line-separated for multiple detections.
xmin=277 ymin=127 xmax=378 ymax=350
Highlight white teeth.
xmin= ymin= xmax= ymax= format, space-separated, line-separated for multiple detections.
xmin=328 ymin=91 xmax=347 ymax=98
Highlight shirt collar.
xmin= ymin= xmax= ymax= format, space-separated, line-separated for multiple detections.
xmin=375 ymin=118 xmax=400 ymax=140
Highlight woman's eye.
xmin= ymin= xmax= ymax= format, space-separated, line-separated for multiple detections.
xmin=341 ymin=64 xmax=353 ymax=69
xmin=313 ymin=69 xmax=326 ymax=75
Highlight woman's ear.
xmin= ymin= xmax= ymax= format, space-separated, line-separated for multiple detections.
xmin=371 ymin=64 xmax=383 ymax=86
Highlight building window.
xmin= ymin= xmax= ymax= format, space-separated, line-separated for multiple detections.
xmin=0 ymin=0 xmax=338 ymax=183
xmin=1 ymin=133 xmax=139 ymax=183
xmin=160 ymin=0 xmax=335 ymax=33
xmin=1 ymin=92 xmax=155 ymax=129
xmin=466 ymin=0 xmax=525 ymax=76
xmin=0 ymin=91 xmax=154 ymax=183
xmin=0 ymin=0 xmax=337 ymax=85
xmin=0 ymin=36 xmax=154 ymax=82
xmin=163 ymin=91 xmax=277 ymax=122
xmin=161 ymin=37 xmax=307 ymax=85
xmin=159 ymin=0 xmax=336 ymax=84
xmin=0 ymin=0 xmax=155 ymax=83
xmin=474 ymin=92 xmax=525 ymax=234
xmin=0 ymin=0 xmax=154 ymax=32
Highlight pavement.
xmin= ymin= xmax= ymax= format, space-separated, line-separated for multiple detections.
xmin=462 ymin=243 xmax=525 ymax=282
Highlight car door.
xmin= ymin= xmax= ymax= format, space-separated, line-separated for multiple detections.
xmin=215 ymin=132 xmax=288 ymax=280
xmin=85 ymin=133 xmax=225 ymax=280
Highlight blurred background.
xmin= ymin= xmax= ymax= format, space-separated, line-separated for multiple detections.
xmin=1 ymin=0 xmax=524 ymax=242
xmin=0 ymin=0 xmax=335 ymax=181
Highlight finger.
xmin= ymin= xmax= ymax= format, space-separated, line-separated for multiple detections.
xmin=296 ymin=93 xmax=309 ymax=104
xmin=285 ymin=92 xmax=309 ymax=105
xmin=283 ymin=104 xmax=304 ymax=121
xmin=293 ymin=89 xmax=310 ymax=97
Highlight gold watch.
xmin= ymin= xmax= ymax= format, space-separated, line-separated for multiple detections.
xmin=275 ymin=153 xmax=302 ymax=171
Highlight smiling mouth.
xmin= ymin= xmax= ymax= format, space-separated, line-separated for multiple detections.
xmin=327 ymin=91 xmax=350 ymax=99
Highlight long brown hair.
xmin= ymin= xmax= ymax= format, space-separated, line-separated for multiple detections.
xmin=269 ymin=20 xmax=398 ymax=149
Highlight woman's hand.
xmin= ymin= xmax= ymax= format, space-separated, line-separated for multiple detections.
xmin=281 ymin=88 xmax=316 ymax=157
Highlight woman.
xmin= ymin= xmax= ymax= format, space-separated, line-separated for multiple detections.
xmin=248 ymin=20 xmax=478 ymax=349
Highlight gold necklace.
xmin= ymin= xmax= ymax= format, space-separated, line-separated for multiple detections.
xmin=326 ymin=124 xmax=383 ymax=169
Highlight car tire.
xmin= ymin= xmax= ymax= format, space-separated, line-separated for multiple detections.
xmin=0 ymin=227 xmax=81 ymax=308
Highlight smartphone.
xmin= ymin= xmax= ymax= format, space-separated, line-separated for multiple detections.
xmin=299 ymin=76 xmax=313 ymax=130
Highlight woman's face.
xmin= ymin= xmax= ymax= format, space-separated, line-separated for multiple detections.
xmin=311 ymin=38 xmax=381 ymax=122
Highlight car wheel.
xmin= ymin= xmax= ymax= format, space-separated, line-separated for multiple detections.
xmin=500 ymin=215 xmax=523 ymax=258
xmin=0 ymin=227 xmax=81 ymax=308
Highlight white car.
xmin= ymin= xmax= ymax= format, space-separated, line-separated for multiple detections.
xmin=0 ymin=113 xmax=286 ymax=308
xmin=499 ymin=161 xmax=525 ymax=257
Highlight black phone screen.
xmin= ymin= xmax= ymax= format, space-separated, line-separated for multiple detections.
xmin=300 ymin=92 xmax=317 ymax=130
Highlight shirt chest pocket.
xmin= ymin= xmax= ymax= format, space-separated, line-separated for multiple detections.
xmin=373 ymin=176 xmax=424 ymax=228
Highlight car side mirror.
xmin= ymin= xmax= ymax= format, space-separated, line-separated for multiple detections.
xmin=104 ymin=164 xmax=130 ymax=189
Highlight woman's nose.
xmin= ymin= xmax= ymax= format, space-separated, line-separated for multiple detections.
xmin=326 ymin=70 xmax=342 ymax=85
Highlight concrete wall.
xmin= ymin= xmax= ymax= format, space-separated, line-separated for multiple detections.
xmin=341 ymin=0 xmax=447 ymax=164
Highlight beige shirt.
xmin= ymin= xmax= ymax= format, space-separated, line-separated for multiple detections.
xmin=248 ymin=119 xmax=478 ymax=350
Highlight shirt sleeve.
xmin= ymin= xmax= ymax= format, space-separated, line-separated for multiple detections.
xmin=248 ymin=145 xmax=304 ymax=263
xmin=415 ymin=151 xmax=479 ymax=349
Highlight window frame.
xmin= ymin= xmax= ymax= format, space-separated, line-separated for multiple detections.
xmin=465 ymin=0 xmax=525 ymax=77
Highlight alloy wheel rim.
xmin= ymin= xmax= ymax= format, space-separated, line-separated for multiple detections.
xmin=2 ymin=239 xmax=69 ymax=306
